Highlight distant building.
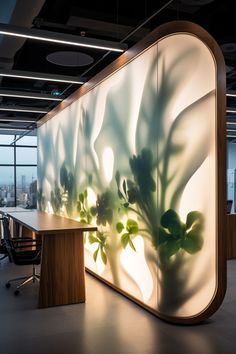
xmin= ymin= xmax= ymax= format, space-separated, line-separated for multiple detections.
xmin=29 ymin=179 xmax=37 ymax=208
xmin=21 ymin=175 xmax=26 ymax=192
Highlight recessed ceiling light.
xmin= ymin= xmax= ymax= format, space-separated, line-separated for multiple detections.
xmin=0 ymin=23 xmax=126 ymax=52
xmin=220 ymin=43 xmax=236 ymax=54
xmin=46 ymin=51 xmax=94 ymax=67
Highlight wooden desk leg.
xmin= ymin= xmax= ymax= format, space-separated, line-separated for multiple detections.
xmin=38 ymin=231 xmax=85 ymax=308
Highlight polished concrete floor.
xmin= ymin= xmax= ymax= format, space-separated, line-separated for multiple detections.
xmin=0 ymin=259 xmax=235 ymax=354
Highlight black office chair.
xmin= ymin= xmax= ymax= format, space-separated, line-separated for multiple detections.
xmin=2 ymin=216 xmax=41 ymax=295
xmin=0 ymin=217 xmax=9 ymax=264
xmin=227 ymin=200 xmax=233 ymax=214
xmin=0 ymin=242 xmax=8 ymax=263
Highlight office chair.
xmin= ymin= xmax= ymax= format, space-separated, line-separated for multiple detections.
xmin=0 ymin=217 xmax=9 ymax=264
xmin=0 ymin=240 xmax=8 ymax=263
xmin=227 ymin=200 xmax=233 ymax=214
xmin=2 ymin=216 xmax=41 ymax=296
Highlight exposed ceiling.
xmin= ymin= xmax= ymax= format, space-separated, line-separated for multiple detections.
xmin=0 ymin=0 xmax=236 ymax=141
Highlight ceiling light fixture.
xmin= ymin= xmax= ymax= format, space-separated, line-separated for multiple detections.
xmin=0 ymin=118 xmax=37 ymax=123
xmin=0 ymin=127 xmax=32 ymax=131
xmin=227 ymin=110 xmax=236 ymax=114
xmin=0 ymin=23 xmax=127 ymax=53
xmin=0 ymin=90 xmax=63 ymax=101
xmin=0 ymin=70 xmax=84 ymax=84
xmin=0 ymin=106 xmax=48 ymax=113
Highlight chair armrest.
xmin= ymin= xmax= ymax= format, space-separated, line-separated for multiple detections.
xmin=11 ymin=238 xmax=41 ymax=243
xmin=10 ymin=240 xmax=42 ymax=249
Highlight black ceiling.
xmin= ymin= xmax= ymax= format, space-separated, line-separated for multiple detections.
xmin=0 ymin=0 xmax=236 ymax=139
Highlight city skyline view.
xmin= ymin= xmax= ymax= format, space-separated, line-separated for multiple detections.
xmin=0 ymin=133 xmax=37 ymax=208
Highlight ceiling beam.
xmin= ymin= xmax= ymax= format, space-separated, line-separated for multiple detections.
xmin=0 ymin=89 xmax=64 ymax=101
xmin=0 ymin=22 xmax=127 ymax=52
xmin=0 ymin=69 xmax=84 ymax=84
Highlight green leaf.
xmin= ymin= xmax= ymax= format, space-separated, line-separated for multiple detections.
xmin=90 ymin=206 xmax=97 ymax=216
xmin=186 ymin=211 xmax=203 ymax=229
xmin=126 ymin=219 xmax=139 ymax=234
xmin=191 ymin=222 xmax=204 ymax=233
xmin=118 ymin=189 xmax=124 ymax=200
xmin=115 ymin=170 xmax=120 ymax=187
xmin=182 ymin=232 xmax=203 ymax=254
xmin=80 ymin=210 xmax=85 ymax=218
xmin=121 ymin=233 xmax=130 ymax=248
xmin=97 ymin=231 xmax=106 ymax=244
xmin=167 ymin=220 xmax=184 ymax=239
xmin=88 ymin=233 xmax=99 ymax=244
xmin=123 ymin=202 xmax=129 ymax=208
xmin=161 ymin=209 xmax=180 ymax=228
xmin=122 ymin=180 xmax=127 ymax=195
xmin=100 ymin=248 xmax=107 ymax=265
xmin=128 ymin=238 xmax=136 ymax=251
xmin=127 ymin=188 xmax=137 ymax=204
xmin=93 ymin=248 xmax=99 ymax=262
xmin=80 ymin=219 xmax=87 ymax=224
xmin=84 ymin=189 xmax=88 ymax=198
xmin=77 ymin=202 xmax=81 ymax=212
xmin=158 ymin=227 xmax=170 ymax=245
xmin=116 ymin=222 xmax=124 ymax=233
xmin=79 ymin=193 xmax=84 ymax=203
xmin=159 ymin=240 xmax=180 ymax=259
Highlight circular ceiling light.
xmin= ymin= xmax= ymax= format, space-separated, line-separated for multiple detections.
xmin=46 ymin=51 xmax=94 ymax=67
xmin=181 ymin=0 xmax=215 ymax=5
xmin=220 ymin=43 xmax=236 ymax=54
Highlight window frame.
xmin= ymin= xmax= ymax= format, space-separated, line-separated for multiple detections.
xmin=0 ymin=135 xmax=37 ymax=206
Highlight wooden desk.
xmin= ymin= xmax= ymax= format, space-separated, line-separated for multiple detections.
xmin=7 ymin=211 xmax=97 ymax=308
xmin=0 ymin=207 xmax=34 ymax=214
xmin=0 ymin=208 xmax=34 ymax=238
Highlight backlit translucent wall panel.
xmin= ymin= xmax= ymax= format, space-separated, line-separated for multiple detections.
xmin=38 ymin=32 xmax=219 ymax=320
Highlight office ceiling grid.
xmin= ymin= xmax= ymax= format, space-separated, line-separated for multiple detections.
xmin=0 ymin=0 xmax=235 ymax=139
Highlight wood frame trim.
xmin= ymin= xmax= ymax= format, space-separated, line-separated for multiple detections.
xmin=38 ymin=21 xmax=226 ymax=324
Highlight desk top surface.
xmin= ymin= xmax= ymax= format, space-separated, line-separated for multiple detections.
xmin=0 ymin=207 xmax=34 ymax=214
xmin=7 ymin=211 xmax=97 ymax=234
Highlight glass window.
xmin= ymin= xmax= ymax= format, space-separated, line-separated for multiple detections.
xmin=16 ymin=166 xmax=37 ymax=208
xmin=0 ymin=166 xmax=15 ymax=207
xmin=16 ymin=135 xmax=37 ymax=146
xmin=16 ymin=147 xmax=37 ymax=165
xmin=0 ymin=134 xmax=14 ymax=145
xmin=0 ymin=146 xmax=14 ymax=164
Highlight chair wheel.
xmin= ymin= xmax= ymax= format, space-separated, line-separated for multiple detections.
xmin=14 ymin=290 xmax=20 ymax=296
xmin=5 ymin=282 xmax=11 ymax=288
